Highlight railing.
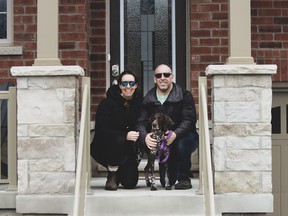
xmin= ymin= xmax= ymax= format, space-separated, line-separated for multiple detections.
xmin=198 ymin=77 xmax=216 ymax=216
xmin=0 ymin=86 xmax=17 ymax=191
xmin=73 ymin=77 xmax=91 ymax=216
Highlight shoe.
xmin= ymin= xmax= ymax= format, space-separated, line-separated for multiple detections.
xmin=175 ymin=176 xmax=192 ymax=190
xmin=105 ymin=171 xmax=118 ymax=191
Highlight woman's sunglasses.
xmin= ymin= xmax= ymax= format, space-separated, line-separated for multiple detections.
xmin=121 ymin=81 xmax=136 ymax=87
xmin=154 ymin=73 xmax=172 ymax=79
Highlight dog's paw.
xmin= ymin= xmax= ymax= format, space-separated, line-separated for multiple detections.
xmin=146 ymin=180 xmax=151 ymax=187
xmin=150 ymin=185 xmax=157 ymax=191
xmin=165 ymin=185 xmax=172 ymax=190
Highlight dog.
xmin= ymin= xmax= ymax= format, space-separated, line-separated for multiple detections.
xmin=144 ymin=113 xmax=174 ymax=190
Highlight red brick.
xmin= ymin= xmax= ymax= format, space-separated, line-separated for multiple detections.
xmin=259 ymin=9 xmax=281 ymax=16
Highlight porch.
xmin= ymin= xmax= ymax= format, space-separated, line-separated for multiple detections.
xmin=1 ymin=177 xmax=272 ymax=216
xmin=0 ymin=64 xmax=275 ymax=216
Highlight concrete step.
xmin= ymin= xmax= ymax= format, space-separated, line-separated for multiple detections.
xmin=14 ymin=177 xmax=273 ymax=216
xmin=86 ymin=177 xmax=205 ymax=216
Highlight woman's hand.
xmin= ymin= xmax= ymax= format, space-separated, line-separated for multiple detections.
xmin=145 ymin=133 xmax=157 ymax=149
xmin=127 ymin=131 xmax=139 ymax=142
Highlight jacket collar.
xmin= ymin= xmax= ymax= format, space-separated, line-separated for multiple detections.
xmin=143 ymin=83 xmax=183 ymax=104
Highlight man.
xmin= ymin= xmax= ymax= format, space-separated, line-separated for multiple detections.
xmin=136 ymin=64 xmax=198 ymax=189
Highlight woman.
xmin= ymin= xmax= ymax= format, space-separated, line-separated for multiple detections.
xmin=91 ymin=70 xmax=143 ymax=190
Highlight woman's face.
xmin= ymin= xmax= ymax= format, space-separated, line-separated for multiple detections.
xmin=119 ymin=74 xmax=138 ymax=100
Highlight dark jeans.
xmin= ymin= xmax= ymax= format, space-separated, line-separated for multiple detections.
xmin=159 ymin=132 xmax=199 ymax=187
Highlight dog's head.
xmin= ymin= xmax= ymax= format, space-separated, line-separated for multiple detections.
xmin=150 ymin=113 xmax=173 ymax=133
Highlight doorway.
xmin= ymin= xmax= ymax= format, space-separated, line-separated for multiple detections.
xmin=109 ymin=0 xmax=188 ymax=95
xmin=269 ymin=91 xmax=288 ymax=216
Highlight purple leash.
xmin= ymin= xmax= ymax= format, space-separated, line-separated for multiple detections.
xmin=158 ymin=130 xmax=172 ymax=164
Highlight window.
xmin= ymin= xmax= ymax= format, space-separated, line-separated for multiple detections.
xmin=0 ymin=0 xmax=12 ymax=45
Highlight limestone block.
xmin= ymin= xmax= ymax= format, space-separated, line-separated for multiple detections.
xmin=64 ymin=102 xmax=76 ymax=123
xmin=213 ymin=88 xmax=260 ymax=102
xmin=206 ymin=64 xmax=277 ymax=76
xmin=17 ymin=90 xmax=65 ymax=124
xmin=16 ymin=77 xmax=28 ymax=88
xmin=18 ymin=160 xmax=29 ymax=194
xmin=223 ymin=75 xmax=272 ymax=88
xmin=261 ymin=89 xmax=272 ymax=122
xmin=28 ymin=172 xmax=75 ymax=194
xmin=29 ymin=124 xmax=75 ymax=137
xmin=213 ymin=102 xmax=227 ymax=122
xmin=245 ymin=123 xmax=271 ymax=136
xmin=30 ymin=76 xmax=77 ymax=89
xmin=261 ymin=136 xmax=272 ymax=149
xmin=29 ymin=159 xmax=64 ymax=172
xmin=18 ymin=137 xmax=64 ymax=159
xmin=262 ymin=172 xmax=272 ymax=192
xmin=226 ymin=149 xmax=271 ymax=171
xmin=213 ymin=137 xmax=226 ymax=171
xmin=214 ymin=172 xmax=261 ymax=193
xmin=212 ymin=76 xmax=225 ymax=87
xmin=226 ymin=136 xmax=260 ymax=149
xmin=213 ymin=123 xmax=246 ymax=137
xmin=17 ymin=124 xmax=28 ymax=137
xmin=63 ymin=137 xmax=76 ymax=172
xmin=64 ymin=88 xmax=76 ymax=102
xmin=226 ymin=102 xmax=260 ymax=123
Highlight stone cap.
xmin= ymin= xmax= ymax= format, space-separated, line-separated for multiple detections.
xmin=10 ymin=65 xmax=85 ymax=77
xmin=206 ymin=64 xmax=277 ymax=76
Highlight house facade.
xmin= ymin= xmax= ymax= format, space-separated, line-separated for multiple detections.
xmin=0 ymin=0 xmax=287 ymax=215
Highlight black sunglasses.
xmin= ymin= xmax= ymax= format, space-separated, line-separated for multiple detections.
xmin=154 ymin=73 xmax=172 ymax=79
xmin=121 ymin=81 xmax=136 ymax=87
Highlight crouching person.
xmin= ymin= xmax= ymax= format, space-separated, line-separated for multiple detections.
xmin=91 ymin=70 xmax=143 ymax=190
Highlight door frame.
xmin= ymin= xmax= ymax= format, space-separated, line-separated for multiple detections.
xmin=105 ymin=0 xmax=191 ymax=91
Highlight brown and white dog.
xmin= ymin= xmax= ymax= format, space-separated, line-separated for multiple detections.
xmin=144 ymin=113 xmax=174 ymax=190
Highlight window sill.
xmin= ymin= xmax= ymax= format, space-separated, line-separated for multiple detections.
xmin=0 ymin=46 xmax=23 ymax=55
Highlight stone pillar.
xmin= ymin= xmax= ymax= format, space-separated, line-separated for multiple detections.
xmin=206 ymin=64 xmax=277 ymax=193
xmin=11 ymin=66 xmax=84 ymax=194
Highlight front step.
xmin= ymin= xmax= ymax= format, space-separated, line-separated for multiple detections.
xmin=86 ymin=177 xmax=204 ymax=216
xmin=15 ymin=177 xmax=273 ymax=216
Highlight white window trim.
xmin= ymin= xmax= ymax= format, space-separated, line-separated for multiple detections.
xmin=0 ymin=0 xmax=22 ymax=55
xmin=0 ymin=0 xmax=12 ymax=46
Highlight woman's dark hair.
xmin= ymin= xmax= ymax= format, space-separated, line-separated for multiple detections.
xmin=117 ymin=69 xmax=140 ymax=85
xmin=117 ymin=69 xmax=141 ymax=96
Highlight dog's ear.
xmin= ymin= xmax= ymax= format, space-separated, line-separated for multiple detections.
xmin=163 ymin=115 xmax=174 ymax=131
xmin=150 ymin=113 xmax=155 ymax=123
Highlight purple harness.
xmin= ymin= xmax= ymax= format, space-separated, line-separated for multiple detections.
xmin=158 ymin=130 xmax=172 ymax=163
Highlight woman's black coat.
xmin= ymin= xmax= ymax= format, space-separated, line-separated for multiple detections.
xmin=90 ymin=85 xmax=143 ymax=166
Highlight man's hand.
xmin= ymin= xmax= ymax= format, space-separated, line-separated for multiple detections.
xmin=145 ymin=133 xmax=157 ymax=149
xmin=166 ymin=131 xmax=176 ymax=145
xmin=127 ymin=131 xmax=139 ymax=142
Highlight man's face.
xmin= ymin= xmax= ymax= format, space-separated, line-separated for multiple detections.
xmin=154 ymin=65 xmax=173 ymax=92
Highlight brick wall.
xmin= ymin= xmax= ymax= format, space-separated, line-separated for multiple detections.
xmin=251 ymin=0 xmax=288 ymax=81
xmin=59 ymin=0 xmax=89 ymax=71
xmin=89 ymin=0 xmax=106 ymax=117
xmin=0 ymin=0 xmax=37 ymax=85
xmin=190 ymin=0 xmax=229 ymax=116
xmin=0 ymin=0 xmax=89 ymax=85
xmin=190 ymin=0 xmax=288 ymax=84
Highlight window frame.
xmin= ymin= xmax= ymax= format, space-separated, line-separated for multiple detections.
xmin=0 ymin=0 xmax=13 ymax=46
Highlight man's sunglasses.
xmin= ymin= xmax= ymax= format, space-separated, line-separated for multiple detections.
xmin=120 ymin=81 xmax=136 ymax=87
xmin=154 ymin=73 xmax=172 ymax=79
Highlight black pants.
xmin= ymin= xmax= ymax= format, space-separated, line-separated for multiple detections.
xmin=91 ymin=142 xmax=139 ymax=189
